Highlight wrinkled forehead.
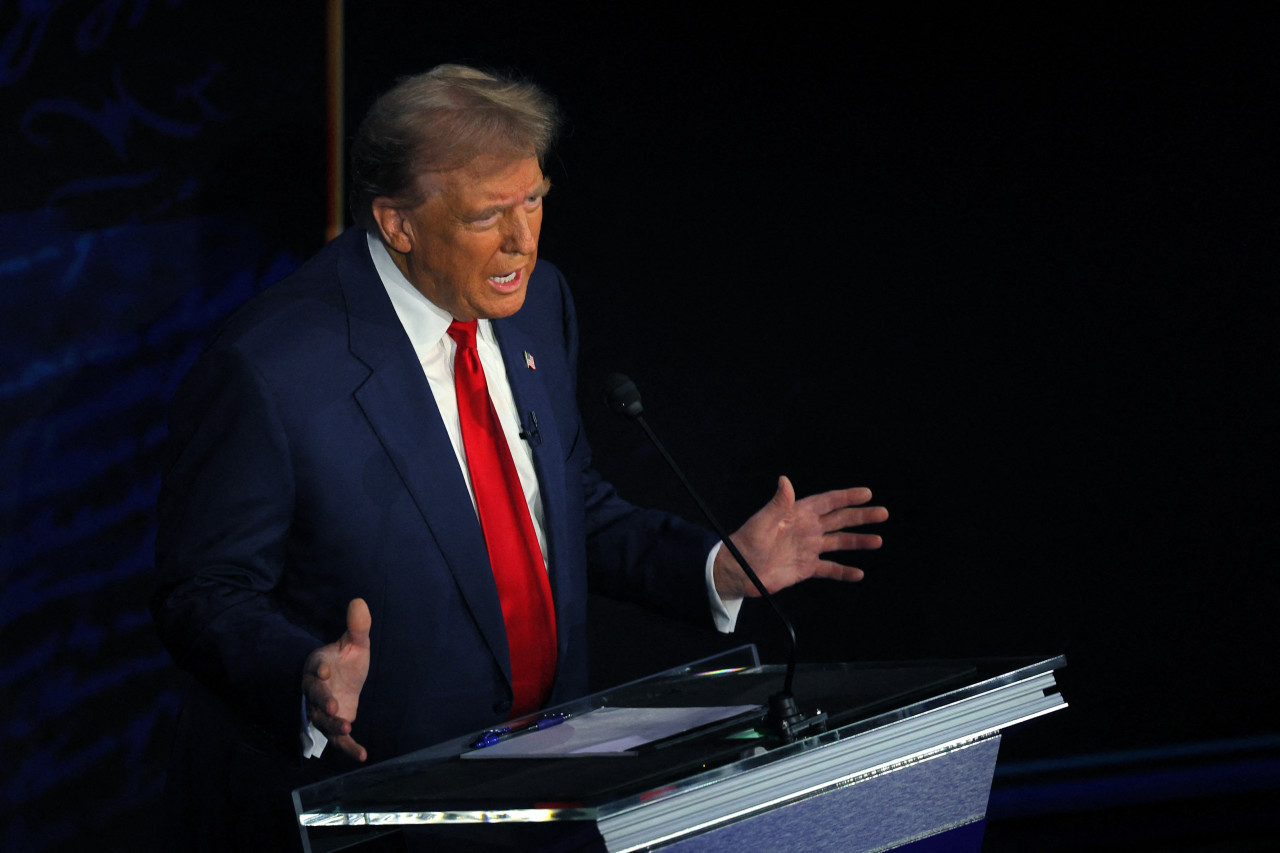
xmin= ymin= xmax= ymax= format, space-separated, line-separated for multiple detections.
xmin=418 ymin=154 xmax=546 ymax=206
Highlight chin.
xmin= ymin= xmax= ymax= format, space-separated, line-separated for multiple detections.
xmin=481 ymin=291 xmax=528 ymax=320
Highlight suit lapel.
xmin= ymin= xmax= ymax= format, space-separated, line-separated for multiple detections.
xmin=491 ymin=319 xmax=575 ymax=668
xmin=336 ymin=231 xmax=513 ymax=682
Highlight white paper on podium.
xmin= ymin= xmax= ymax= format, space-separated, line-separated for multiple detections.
xmin=461 ymin=705 xmax=762 ymax=759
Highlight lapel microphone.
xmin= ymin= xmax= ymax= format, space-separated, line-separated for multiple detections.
xmin=519 ymin=410 xmax=541 ymax=445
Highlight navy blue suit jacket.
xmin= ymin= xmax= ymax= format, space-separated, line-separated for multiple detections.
xmin=152 ymin=228 xmax=718 ymax=846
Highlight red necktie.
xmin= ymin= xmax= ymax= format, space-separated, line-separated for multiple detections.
xmin=447 ymin=320 xmax=557 ymax=718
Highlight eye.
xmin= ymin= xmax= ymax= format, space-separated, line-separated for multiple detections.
xmin=524 ymin=195 xmax=543 ymax=210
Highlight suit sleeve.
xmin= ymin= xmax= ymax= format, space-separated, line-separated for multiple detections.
xmin=151 ymin=344 xmax=323 ymax=749
xmin=543 ymin=267 xmax=721 ymax=626
xmin=581 ymin=467 xmax=721 ymax=626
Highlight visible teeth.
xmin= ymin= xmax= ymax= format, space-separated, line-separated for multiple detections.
xmin=491 ymin=271 xmax=517 ymax=284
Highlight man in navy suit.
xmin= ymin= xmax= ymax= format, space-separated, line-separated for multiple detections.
xmin=152 ymin=64 xmax=887 ymax=849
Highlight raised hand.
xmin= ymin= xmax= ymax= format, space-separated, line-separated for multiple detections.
xmin=714 ymin=476 xmax=888 ymax=599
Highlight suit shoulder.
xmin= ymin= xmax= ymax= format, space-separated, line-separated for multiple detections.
xmin=207 ymin=231 xmax=366 ymax=351
xmin=528 ymin=258 xmax=569 ymax=301
xmin=520 ymin=259 xmax=576 ymax=327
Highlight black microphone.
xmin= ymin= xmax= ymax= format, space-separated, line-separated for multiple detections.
xmin=518 ymin=410 xmax=541 ymax=445
xmin=603 ymin=372 xmax=826 ymax=742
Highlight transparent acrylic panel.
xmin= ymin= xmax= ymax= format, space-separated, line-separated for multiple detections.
xmin=294 ymin=645 xmax=1064 ymax=837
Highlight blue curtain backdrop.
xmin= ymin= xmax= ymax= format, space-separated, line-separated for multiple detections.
xmin=3 ymin=3 xmax=1279 ymax=850
xmin=1 ymin=3 xmax=324 ymax=849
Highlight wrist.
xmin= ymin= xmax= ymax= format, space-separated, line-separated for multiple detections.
xmin=712 ymin=544 xmax=747 ymax=600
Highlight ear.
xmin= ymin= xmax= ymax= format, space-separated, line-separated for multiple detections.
xmin=371 ymin=198 xmax=414 ymax=255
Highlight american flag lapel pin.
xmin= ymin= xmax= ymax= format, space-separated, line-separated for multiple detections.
xmin=524 ymin=351 xmax=537 ymax=370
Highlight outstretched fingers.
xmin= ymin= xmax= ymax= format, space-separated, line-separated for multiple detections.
xmin=801 ymin=485 xmax=875 ymax=515
xmin=810 ymin=561 xmax=867 ymax=582
xmin=822 ymin=530 xmax=885 ymax=553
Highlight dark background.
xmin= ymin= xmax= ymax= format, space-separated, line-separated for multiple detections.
xmin=3 ymin=3 xmax=1277 ymax=850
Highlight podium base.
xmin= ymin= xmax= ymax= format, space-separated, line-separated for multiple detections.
xmin=658 ymin=735 xmax=999 ymax=853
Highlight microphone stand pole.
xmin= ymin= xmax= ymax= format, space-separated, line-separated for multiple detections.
xmin=606 ymin=374 xmax=827 ymax=742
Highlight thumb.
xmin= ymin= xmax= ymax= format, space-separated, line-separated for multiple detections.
xmin=344 ymin=598 xmax=372 ymax=648
xmin=771 ymin=475 xmax=796 ymax=510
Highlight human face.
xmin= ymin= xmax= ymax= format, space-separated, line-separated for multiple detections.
xmin=376 ymin=155 xmax=549 ymax=321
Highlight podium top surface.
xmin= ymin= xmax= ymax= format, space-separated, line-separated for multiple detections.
xmin=294 ymin=647 xmax=1065 ymax=827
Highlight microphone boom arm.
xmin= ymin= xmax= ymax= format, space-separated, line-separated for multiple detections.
xmin=604 ymin=373 xmax=827 ymax=741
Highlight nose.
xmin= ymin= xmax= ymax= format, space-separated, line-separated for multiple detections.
xmin=501 ymin=209 xmax=538 ymax=256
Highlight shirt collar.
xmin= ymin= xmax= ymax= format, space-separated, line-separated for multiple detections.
xmin=366 ymin=231 xmax=496 ymax=361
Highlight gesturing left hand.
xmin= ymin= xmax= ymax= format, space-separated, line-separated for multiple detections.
xmin=713 ymin=476 xmax=888 ymax=600
xmin=303 ymin=598 xmax=372 ymax=762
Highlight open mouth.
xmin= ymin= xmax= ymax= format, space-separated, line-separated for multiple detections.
xmin=490 ymin=270 xmax=519 ymax=284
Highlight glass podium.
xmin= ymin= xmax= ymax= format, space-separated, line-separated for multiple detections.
xmin=294 ymin=646 xmax=1066 ymax=852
